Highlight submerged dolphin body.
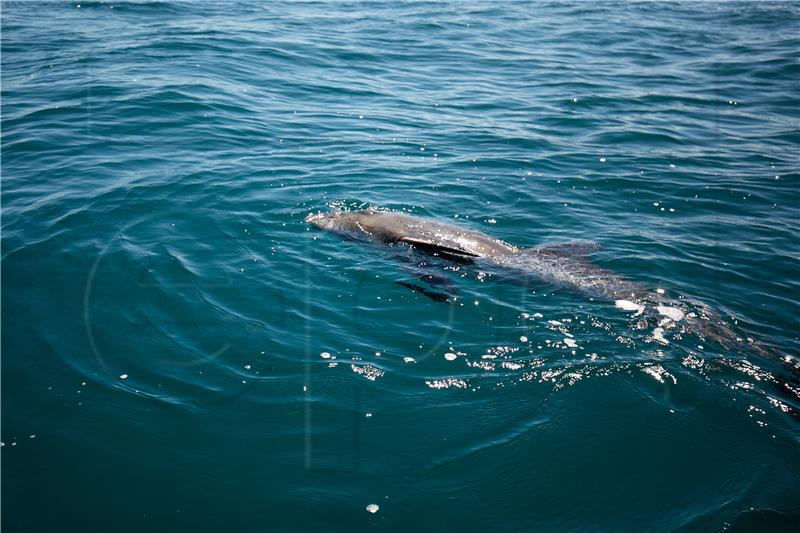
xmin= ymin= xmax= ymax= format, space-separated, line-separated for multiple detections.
xmin=306 ymin=207 xmax=798 ymax=410
xmin=306 ymin=208 xmax=645 ymax=301
xmin=307 ymin=209 xmax=787 ymax=356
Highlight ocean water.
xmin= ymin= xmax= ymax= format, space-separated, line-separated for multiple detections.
xmin=2 ymin=1 xmax=799 ymax=531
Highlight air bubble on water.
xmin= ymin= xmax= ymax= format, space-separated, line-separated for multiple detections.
xmin=426 ymin=379 xmax=468 ymax=389
xmin=351 ymin=364 xmax=384 ymax=381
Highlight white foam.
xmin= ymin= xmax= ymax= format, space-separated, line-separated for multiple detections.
xmin=643 ymin=364 xmax=676 ymax=384
xmin=366 ymin=504 xmax=379 ymax=513
xmin=652 ymin=327 xmax=669 ymax=345
xmin=403 ymin=356 xmax=416 ymax=364
xmin=425 ymin=378 xmax=468 ymax=389
xmin=444 ymin=352 xmax=458 ymax=361
xmin=656 ymin=305 xmax=684 ymax=322
xmin=564 ymin=338 xmax=577 ymax=348
xmin=615 ymin=300 xmax=644 ymax=315
xmin=351 ymin=365 xmax=384 ymax=381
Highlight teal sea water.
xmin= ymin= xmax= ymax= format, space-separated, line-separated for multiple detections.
xmin=2 ymin=1 xmax=799 ymax=531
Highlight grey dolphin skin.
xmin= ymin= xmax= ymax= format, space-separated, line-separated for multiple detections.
xmin=307 ymin=209 xmax=517 ymax=259
xmin=305 ymin=208 xmax=644 ymax=301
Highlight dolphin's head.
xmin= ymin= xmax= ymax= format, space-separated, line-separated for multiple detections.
xmin=305 ymin=209 xmax=369 ymax=236
xmin=305 ymin=210 xmax=339 ymax=231
xmin=306 ymin=209 xmax=404 ymax=243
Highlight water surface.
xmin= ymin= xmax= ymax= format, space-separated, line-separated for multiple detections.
xmin=2 ymin=2 xmax=799 ymax=531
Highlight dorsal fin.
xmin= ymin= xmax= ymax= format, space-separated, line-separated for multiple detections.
xmin=535 ymin=242 xmax=602 ymax=256
xmin=399 ymin=237 xmax=479 ymax=260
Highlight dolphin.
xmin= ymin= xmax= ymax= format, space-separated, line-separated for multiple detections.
xmin=305 ymin=208 xmax=645 ymax=301
xmin=307 ymin=208 xmax=790 ymax=357
xmin=306 ymin=207 xmax=799 ymax=409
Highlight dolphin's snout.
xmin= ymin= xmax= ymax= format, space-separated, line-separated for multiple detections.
xmin=306 ymin=211 xmax=338 ymax=230
xmin=305 ymin=212 xmax=323 ymax=224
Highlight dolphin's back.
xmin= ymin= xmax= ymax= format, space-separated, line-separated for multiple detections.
xmin=354 ymin=211 xmax=519 ymax=258
xmin=499 ymin=248 xmax=647 ymax=301
xmin=327 ymin=210 xmax=642 ymax=299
